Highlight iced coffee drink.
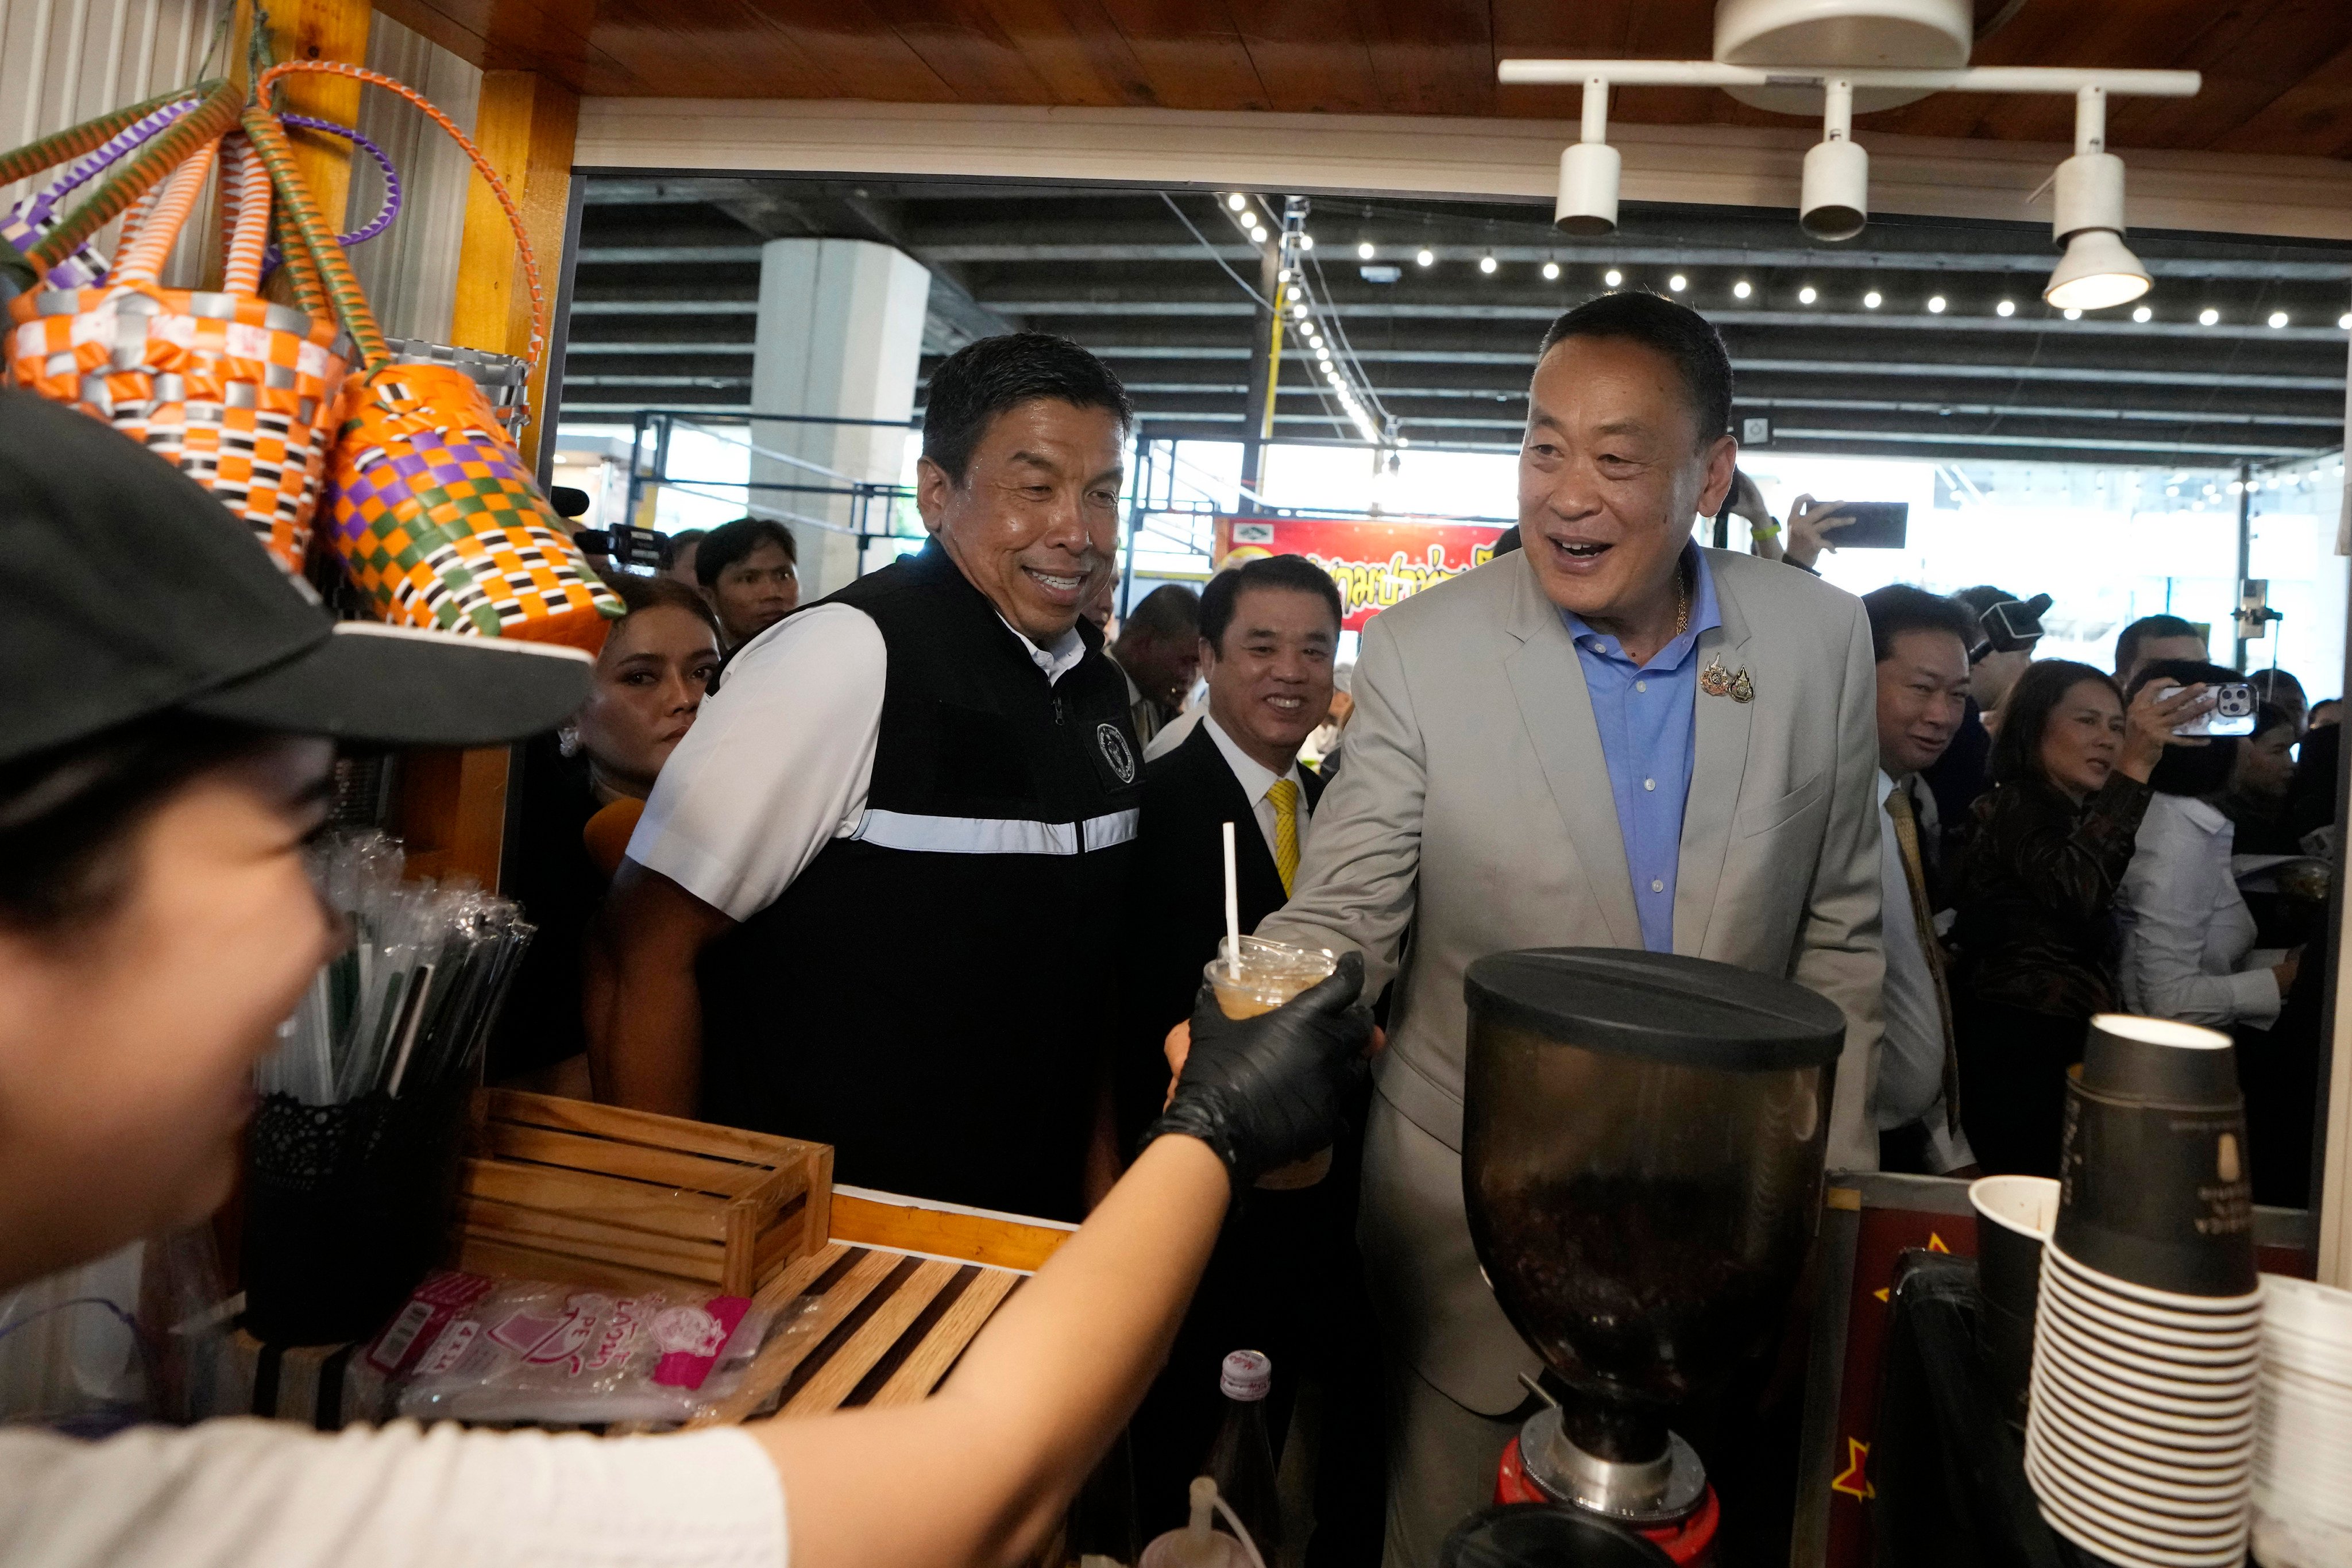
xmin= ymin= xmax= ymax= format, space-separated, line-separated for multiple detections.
xmin=1207 ymin=935 xmax=1338 ymax=1188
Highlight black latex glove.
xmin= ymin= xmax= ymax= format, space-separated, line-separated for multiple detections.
xmin=1142 ymin=951 xmax=1373 ymax=1196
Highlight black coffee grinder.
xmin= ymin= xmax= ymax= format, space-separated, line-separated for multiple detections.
xmin=1462 ymin=949 xmax=1848 ymax=1563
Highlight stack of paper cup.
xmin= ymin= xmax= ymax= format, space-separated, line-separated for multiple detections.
xmin=2253 ymin=1274 xmax=2352 ymax=1567
xmin=2023 ymin=1015 xmax=2261 ymax=1568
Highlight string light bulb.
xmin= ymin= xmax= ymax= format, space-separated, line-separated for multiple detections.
xmin=1416 ymin=248 xmax=1435 ymax=267
xmin=2268 ymin=310 xmax=2290 ymax=328
xmin=1996 ymin=299 xmax=2015 ymax=316
xmin=2133 ymin=305 xmax=2152 ymax=322
xmin=1357 ymin=240 xmax=1375 ymax=260
xmin=1667 ymin=273 xmax=1687 ymax=292
xmin=1479 ymin=253 xmax=1498 ymax=275
xmin=1864 ymin=291 xmax=1882 ymax=309
xmin=2199 ymin=307 xmax=2220 ymax=326
xmin=1927 ymin=295 xmax=1947 ymax=313
xmin=1732 ymin=280 xmax=1751 ymax=299
xmin=1226 ymin=192 xmax=1248 ymax=211
xmin=1298 ymin=234 xmax=1315 ymax=252
xmin=1604 ymin=269 xmax=1623 ymax=287
xmin=1798 ymin=285 xmax=1818 ymax=304
xmin=1542 ymin=261 xmax=1561 ymax=280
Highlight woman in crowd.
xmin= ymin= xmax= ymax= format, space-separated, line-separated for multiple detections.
xmin=492 ymin=576 xmax=724 ymax=1090
xmin=1951 ymin=659 xmax=2205 ymax=1175
xmin=2115 ymin=661 xmax=2300 ymax=1032
xmin=0 ymin=391 xmax=1369 ymax=1568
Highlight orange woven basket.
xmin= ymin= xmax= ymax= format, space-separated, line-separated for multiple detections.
xmin=246 ymin=62 xmax=617 ymax=650
xmin=6 ymin=129 xmax=352 ymax=576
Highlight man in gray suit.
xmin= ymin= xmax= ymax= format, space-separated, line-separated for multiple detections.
xmin=1257 ymin=292 xmax=1884 ymax=1563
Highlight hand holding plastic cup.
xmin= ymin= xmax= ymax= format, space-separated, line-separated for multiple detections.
xmin=1207 ymin=934 xmax=1338 ymax=1188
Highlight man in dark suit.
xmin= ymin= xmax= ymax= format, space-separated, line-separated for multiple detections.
xmin=1115 ymin=554 xmax=1382 ymax=1560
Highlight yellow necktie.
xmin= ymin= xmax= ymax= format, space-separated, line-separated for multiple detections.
xmin=1884 ymin=784 xmax=1961 ymax=1134
xmin=1269 ymin=777 xmax=1300 ymax=896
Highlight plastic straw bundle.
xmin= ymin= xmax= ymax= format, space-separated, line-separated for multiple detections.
xmin=261 ymin=832 xmax=533 ymax=1105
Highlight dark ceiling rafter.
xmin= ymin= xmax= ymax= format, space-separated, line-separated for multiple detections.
xmin=557 ymin=177 xmax=2352 ymax=469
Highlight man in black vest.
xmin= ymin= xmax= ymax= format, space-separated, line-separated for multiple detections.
xmin=592 ymin=333 xmax=1142 ymax=1223
xmin=1115 ymin=555 xmax=1384 ymax=1559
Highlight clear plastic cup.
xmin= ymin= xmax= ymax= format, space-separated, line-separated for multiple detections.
xmin=1206 ymin=935 xmax=1338 ymax=1189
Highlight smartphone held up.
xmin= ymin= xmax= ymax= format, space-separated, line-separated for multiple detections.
xmin=2164 ymin=682 xmax=2256 ymax=738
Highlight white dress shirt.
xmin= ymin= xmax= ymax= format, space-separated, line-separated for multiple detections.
xmin=2117 ymin=793 xmax=2281 ymax=1028
xmin=1202 ymin=714 xmax=1314 ymax=864
xmin=1871 ymin=771 xmax=1971 ymax=1170
xmin=1144 ymin=705 xmax=1203 ymax=762
xmin=0 ymin=1420 xmax=784 ymax=1568
xmin=628 ymin=601 xmax=1087 ymax=923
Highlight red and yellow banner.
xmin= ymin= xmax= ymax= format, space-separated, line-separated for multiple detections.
xmin=1212 ymin=516 xmax=1508 ymax=631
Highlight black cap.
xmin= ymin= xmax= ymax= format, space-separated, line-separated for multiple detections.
xmin=1463 ymin=948 xmax=1846 ymax=1071
xmin=1 ymin=389 xmax=592 ymax=765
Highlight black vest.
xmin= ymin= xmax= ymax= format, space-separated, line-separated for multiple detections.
xmin=698 ymin=541 xmax=1141 ymax=1221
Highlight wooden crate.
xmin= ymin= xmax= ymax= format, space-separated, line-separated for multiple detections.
xmin=453 ymin=1090 xmax=832 ymax=1298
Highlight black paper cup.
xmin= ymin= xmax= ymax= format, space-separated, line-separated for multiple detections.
xmin=1972 ymin=1175 xmax=2058 ymax=1322
xmin=2053 ymin=1076 xmax=2256 ymax=1299
xmin=2081 ymin=1014 xmax=2239 ymax=1106
xmin=241 ymin=1080 xmax=472 ymax=1345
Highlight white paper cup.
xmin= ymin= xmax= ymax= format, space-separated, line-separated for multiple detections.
xmin=2044 ymin=1241 xmax=2263 ymax=1317
xmin=2031 ymin=1362 xmax=2256 ymax=1454
xmin=2027 ymin=1462 xmax=2249 ymax=1567
xmin=2028 ymin=1449 xmax=2250 ymax=1547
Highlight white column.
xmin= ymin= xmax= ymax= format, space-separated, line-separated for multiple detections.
xmin=751 ymin=237 xmax=930 ymax=597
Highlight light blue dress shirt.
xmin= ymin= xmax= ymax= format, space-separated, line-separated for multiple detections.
xmin=1559 ymin=544 xmax=1723 ymax=953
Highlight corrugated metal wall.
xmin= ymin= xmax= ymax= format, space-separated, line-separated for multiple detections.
xmin=0 ymin=0 xmax=480 ymax=332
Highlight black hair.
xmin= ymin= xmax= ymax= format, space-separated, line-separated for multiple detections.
xmin=606 ymin=571 xmax=722 ymax=645
xmin=2127 ymin=659 xmax=2244 ymax=797
xmin=694 ymin=516 xmax=797 ymax=591
xmin=2115 ymin=613 xmax=2200 ymax=675
xmin=0 ymin=714 xmax=273 ymax=935
xmin=1863 ymin=584 xmax=1977 ymax=664
xmin=1199 ymin=555 xmax=1345 ymax=656
xmin=1536 ymin=291 xmax=1733 ymax=447
xmin=1990 ymin=659 xmax=2121 ymax=790
xmin=2249 ymin=702 xmax=2297 ymax=744
xmin=1118 ymin=583 xmax=1200 ymax=645
xmin=663 ymin=527 xmax=708 ymax=567
xmin=2249 ymin=667 xmax=2307 ymax=705
xmin=920 ymin=331 xmax=1133 ymax=486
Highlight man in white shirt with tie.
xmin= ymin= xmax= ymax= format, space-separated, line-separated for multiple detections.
xmin=1113 ymin=554 xmax=1382 ymax=1558
xmin=1861 ymin=585 xmax=1980 ymax=1173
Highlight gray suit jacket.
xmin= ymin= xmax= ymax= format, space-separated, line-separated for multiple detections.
xmin=1258 ymin=546 xmax=1885 ymax=1413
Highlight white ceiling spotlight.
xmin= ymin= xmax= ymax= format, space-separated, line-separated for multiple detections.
xmin=1480 ymin=253 xmax=1499 ymax=274
xmin=2132 ymin=305 xmax=2153 ymax=322
xmin=1416 ymin=247 xmax=1435 ymax=267
xmin=1732 ymin=279 xmax=1752 ymax=299
xmin=1499 ymin=36 xmax=2197 ymax=261
xmin=1604 ymin=268 xmax=1624 ymax=287
xmin=2044 ymin=87 xmax=2151 ymax=311
xmin=1798 ymin=285 xmax=1818 ymax=304
xmin=1927 ymin=295 xmax=1947 ymax=312
xmin=1357 ymin=240 xmax=1375 ymax=260
xmin=1542 ymin=260 xmax=1562 ymax=280
xmin=1669 ymin=273 xmax=1689 ymax=292
xmin=1225 ymin=192 xmax=1248 ymax=212
xmin=1799 ymin=77 xmax=1868 ymax=241
xmin=1555 ymin=75 xmax=1621 ymax=236
xmin=1995 ymin=299 xmax=2015 ymax=316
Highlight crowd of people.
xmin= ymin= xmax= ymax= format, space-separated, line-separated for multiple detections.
xmin=2 ymin=284 xmax=2340 ymax=1567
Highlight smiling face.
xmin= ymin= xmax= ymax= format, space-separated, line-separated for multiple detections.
xmin=918 ymin=398 xmax=1126 ymax=645
xmin=1203 ymin=585 xmax=1338 ymax=775
xmin=1517 ymin=335 xmax=1736 ymax=640
xmin=1877 ymin=628 xmax=1972 ymax=779
xmin=574 ymin=603 xmax=722 ymax=800
xmin=709 ymin=539 xmax=798 ymax=647
xmin=0 ymin=738 xmax=340 ymax=1289
xmin=2038 ymin=677 xmax=2127 ymax=801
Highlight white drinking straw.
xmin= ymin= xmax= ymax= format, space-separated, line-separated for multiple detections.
xmin=1222 ymin=820 xmax=1242 ymax=980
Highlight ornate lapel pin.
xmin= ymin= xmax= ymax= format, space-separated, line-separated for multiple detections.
xmin=1700 ymin=656 xmax=1756 ymax=703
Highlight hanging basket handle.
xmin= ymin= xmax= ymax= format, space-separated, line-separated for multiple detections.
xmin=256 ymin=60 xmax=548 ymax=369
xmin=241 ymin=103 xmax=389 ymax=370
xmin=109 ymin=134 xmax=223 ymax=286
xmin=26 ymin=79 xmax=243 ymax=275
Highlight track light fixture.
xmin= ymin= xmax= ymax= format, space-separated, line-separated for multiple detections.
xmin=2044 ymin=87 xmax=2150 ymax=311
xmin=1555 ymin=76 xmax=1621 ymax=237
xmin=1799 ymin=79 xmax=1868 ymax=241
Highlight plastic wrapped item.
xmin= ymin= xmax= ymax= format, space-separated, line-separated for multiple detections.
xmin=364 ymin=1271 xmax=812 ymax=1426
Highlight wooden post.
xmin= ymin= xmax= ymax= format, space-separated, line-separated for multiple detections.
xmin=451 ymin=70 xmax=578 ymax=474
xmin=264 ymin=0 xmax=372 ymax=230
xmin=392 ymin=70 xmax=578 ymax=893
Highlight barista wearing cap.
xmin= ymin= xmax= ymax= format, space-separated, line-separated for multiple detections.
xmin=0 ymin=388 xmax=1372 ymax=1568
xmin=594 ymin=333 xmax=1144 ymax=1222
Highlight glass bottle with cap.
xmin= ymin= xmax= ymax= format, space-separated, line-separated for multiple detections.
xmin=1200 ymin=1349 xmax=1280 ymax=1560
